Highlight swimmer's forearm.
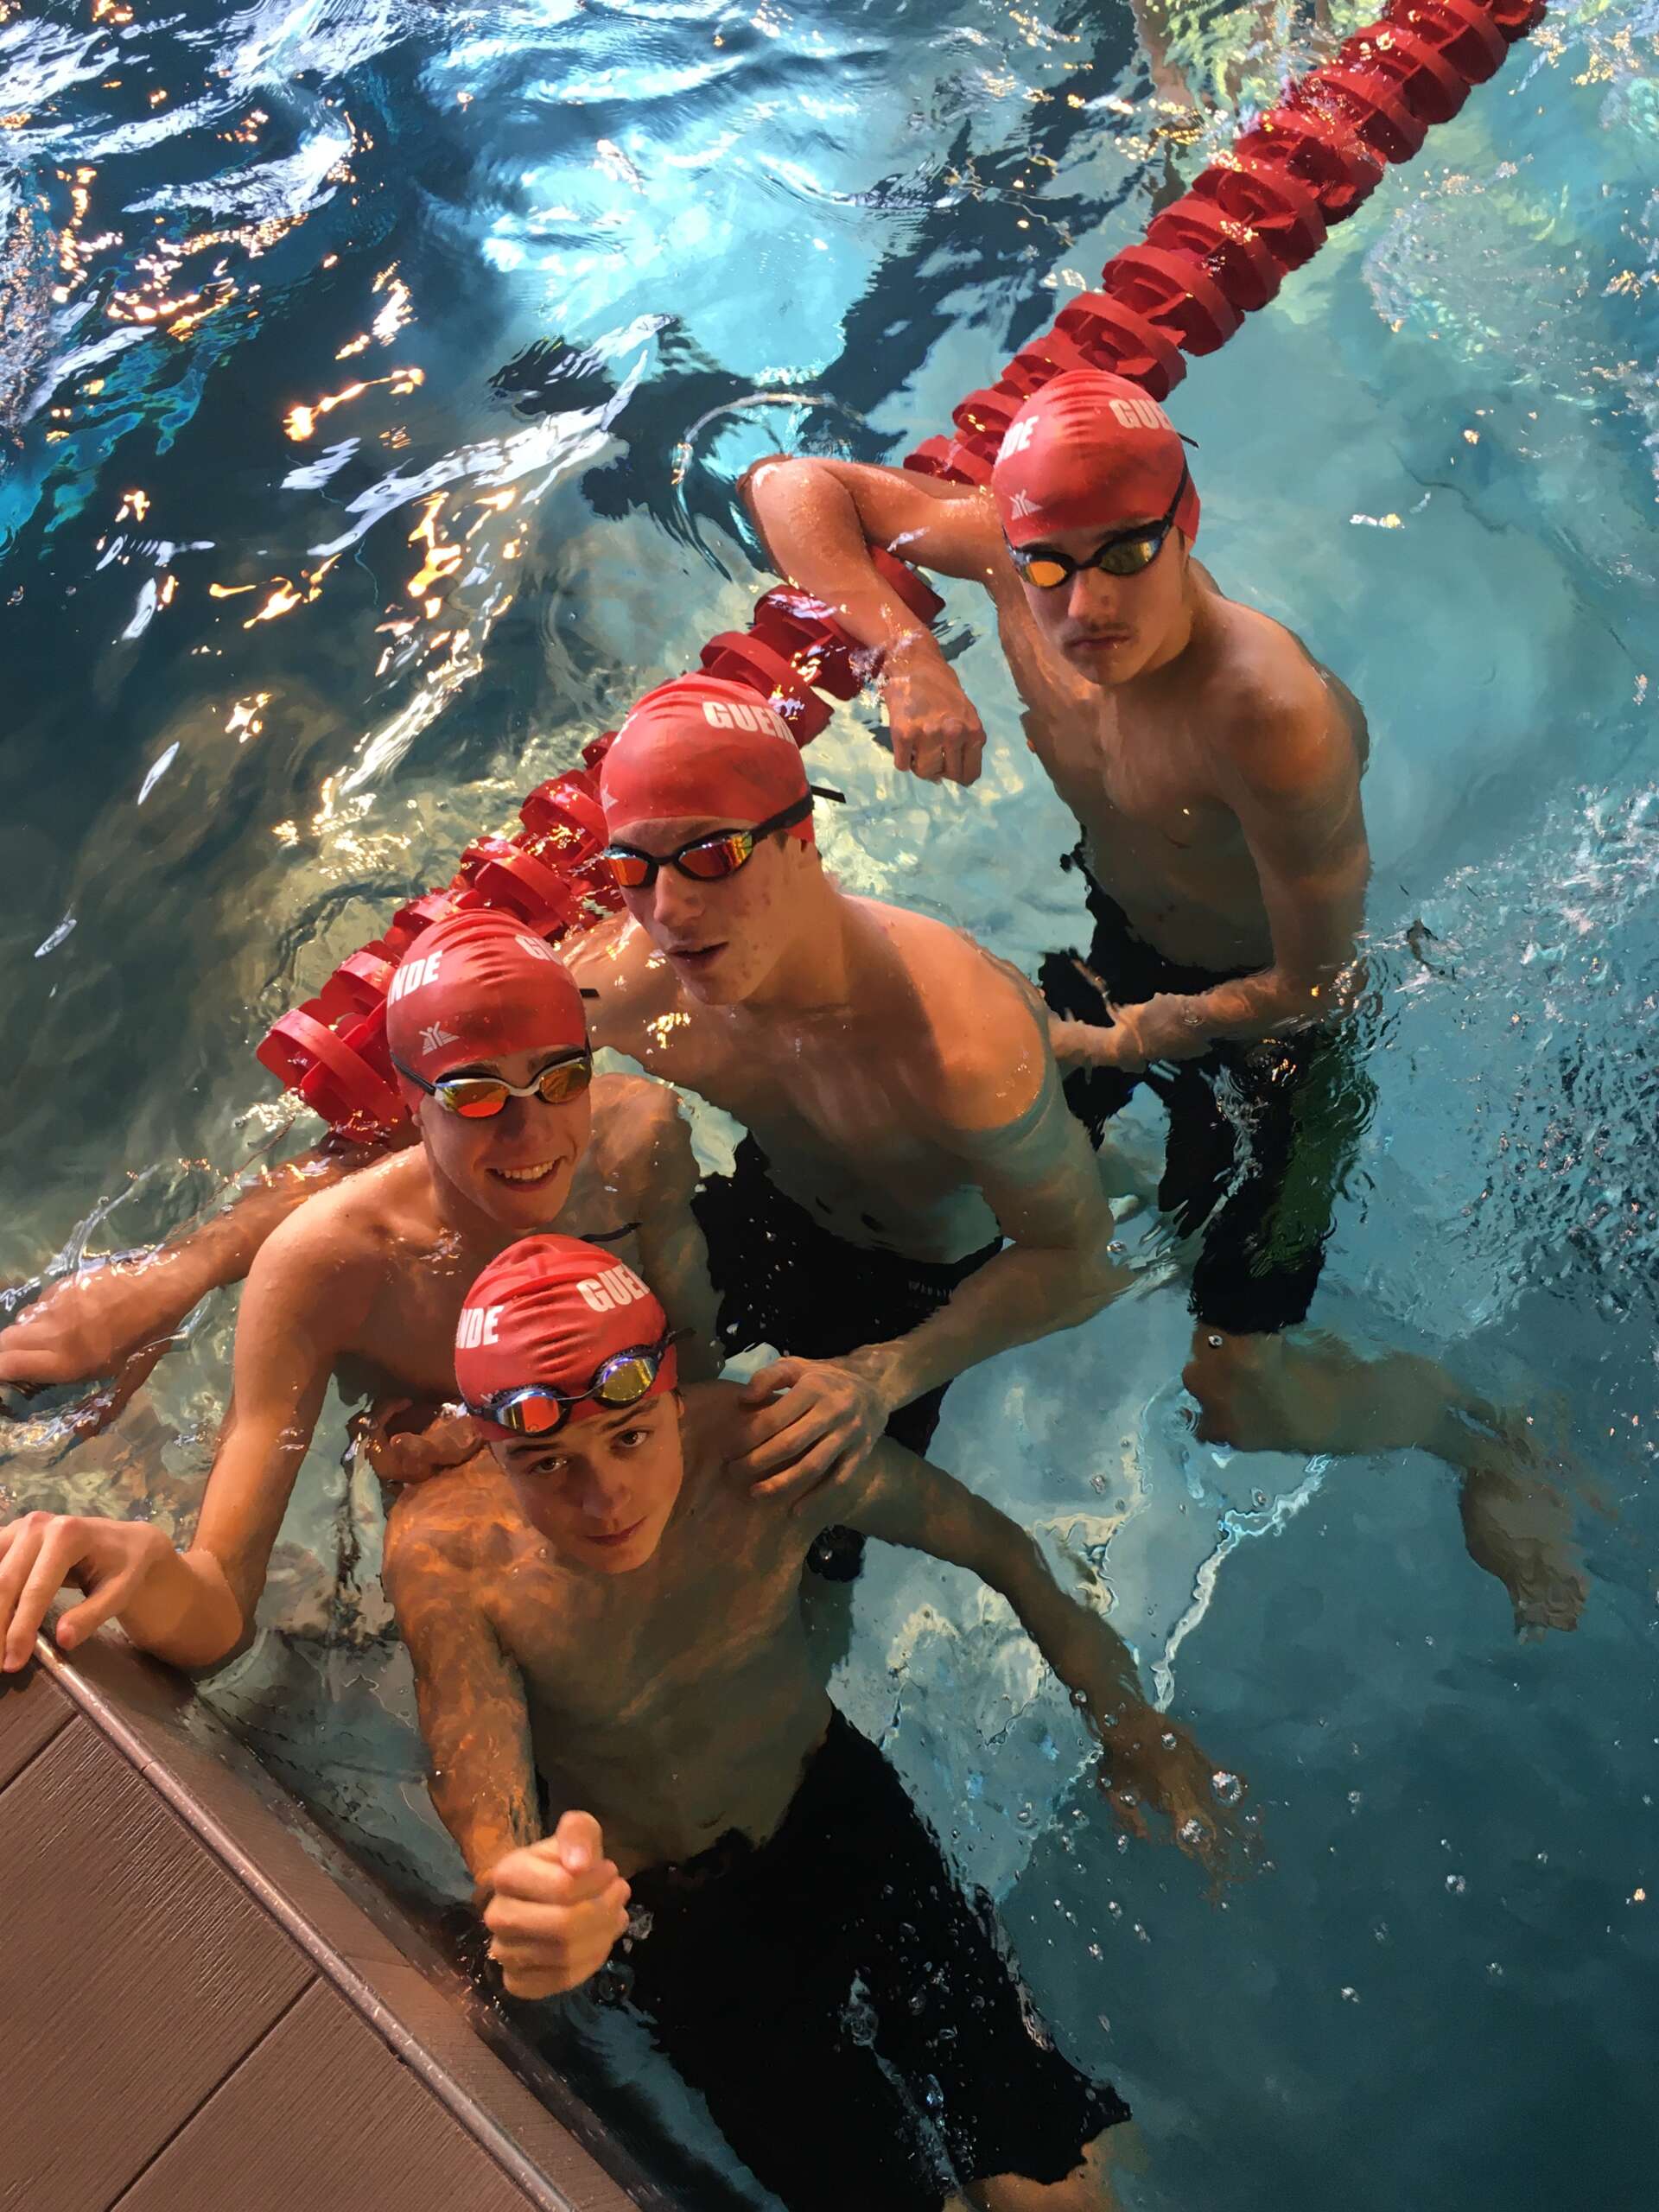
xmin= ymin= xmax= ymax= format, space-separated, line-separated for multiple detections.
xmin=995 ymin=1538 xmax=1147 ymax=1727
xmin=113 ymin=1545 xmax=248 ymax=1670
xmin=1139 ymin=967 xmax=1346 ymax=1054
xmin=422 ymin=1705 xmax=540 ymax=1889
xmin=851 ymin=1241 xmax=1128 ymax=1411
xmin=742 ymin=460 xmax=939 ymax=662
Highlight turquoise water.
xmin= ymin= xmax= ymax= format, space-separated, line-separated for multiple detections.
xmin=4 ymin=0 xmax=1659 ymax=2202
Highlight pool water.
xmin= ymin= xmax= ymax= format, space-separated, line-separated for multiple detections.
xmin=4 ymin=0 xmax=1659 ymax=2202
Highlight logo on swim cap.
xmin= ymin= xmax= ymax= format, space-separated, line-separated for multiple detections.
xmin=419 ymin=1022 xmax=459 ymax=1056
xmin=576 ymin=1263 xmax=650 ymax=1314
xmin=1008 ymin=490 xmax=1039 ymax=521
xmin=700 ymin=696 xmax=791 ymax=742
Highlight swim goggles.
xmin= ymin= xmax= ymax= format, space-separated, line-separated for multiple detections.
xmin=390 ymin=1046 xmax=594 ymax=1119
xmin=600 ymin=786 xmax=845 ymax=892
xmin=1008 ymin=464 xmax=1192 ymax=590
xmin=467 ymin=1331 xmax=678 ymax=1436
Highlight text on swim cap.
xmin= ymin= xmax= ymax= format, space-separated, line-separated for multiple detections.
xmin=514 ymin=932 xmax=557 ymax=963
xmin=389 ymin=950 xmax=443 ymax=1003
xmin=1001 ymin=416 xmax=1037 ymax=457
xmin=577 ymin=1263 xmax=650 ymax=1313
xmin=1109 ymin=395 xmax=1170 ymax=432
xmin=701 ymin=697 xmax=791 ymax=742
xmin=456 ymin=1303 xmax=502 ymax=1350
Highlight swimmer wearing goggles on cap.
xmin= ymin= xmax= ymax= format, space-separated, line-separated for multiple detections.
xmin=744 ymin=373 xmax=1586 ymax=1638
xmin=0 ymin=913 xmax=722 ymax=1675
xmin=372 ymin=1235 xmax=1247 ymax=2212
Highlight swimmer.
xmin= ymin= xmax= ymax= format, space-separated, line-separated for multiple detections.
xmin=743 ymin=376 xmax=1586 ymax=1634
xmin=0 ymin=913 xmax=719 ymax=1670
xmin=567 ymin=672 xmax=1129 ymax=1547
xmin=1 ymin=675 xmax=1124 ymax=1569
xmin=379 ymin=1234 xmax=1242 ymax=2212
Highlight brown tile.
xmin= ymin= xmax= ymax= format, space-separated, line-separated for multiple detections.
xmin=327 ymin=1951 xmax=647 ymax=2212
xmin=111 ymin=1981 xmax=537 ymax=2212
xmin=0 ymin=1660 xmax=70 ymax=1789
xmin=0 ymin=1720 xmax=312 ymax=2212
xmin=41 ymin=1634 xmax=438 ymax=1978
xmin=39 ymin=1635 xmax=660 ymax=2209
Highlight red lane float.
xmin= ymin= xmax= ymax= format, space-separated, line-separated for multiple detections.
xmin=257 ymin=0 xmax=1543 ymax=1136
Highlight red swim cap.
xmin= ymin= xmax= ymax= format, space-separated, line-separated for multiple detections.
xmin=385 ymin=910 xmax=588 ymax=1107
xmin=599 ymin=675 xmax=815 ymax=845
xmin=454 ymin=1233 xmax=677 ymax=1431
xmin=992 ymin=370 xmax=1200 ymax=550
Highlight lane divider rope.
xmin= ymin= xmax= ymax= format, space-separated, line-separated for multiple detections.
xmin=257 ymin=0 xmax=1542 ymax=1136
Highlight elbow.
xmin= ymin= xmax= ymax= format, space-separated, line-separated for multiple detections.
xmin=737 ymin=451 xmax=795 ymax=524
xmin=171 ymin=1552 xmax=255 ymax=1672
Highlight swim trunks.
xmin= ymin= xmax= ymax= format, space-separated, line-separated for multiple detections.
xmin=691 ymin=1137 xmax=1001 ymax=1456
xmin=1039 ymin=854 xmax=1375 ymax=1336
xmin=575 ymin=1713 xmax=1128 ymax=2211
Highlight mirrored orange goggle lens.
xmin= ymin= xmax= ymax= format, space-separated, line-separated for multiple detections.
xmin=677 ymin=833 xmax=754 ymax=880
xmin=437 ymin=1058 xmax=592 ymax=1118
xmin=1022 ymin=556 xmax=1071 ymax=589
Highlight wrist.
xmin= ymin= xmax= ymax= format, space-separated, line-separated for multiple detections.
xmin=840 ymin=1342 xmax=908 ymax=1415
xmin=878 ymin=626 xmax=947 ymax=676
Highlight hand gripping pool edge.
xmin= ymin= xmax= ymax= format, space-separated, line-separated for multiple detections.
xmin=255 ymin=0 xmax=1543 ymax=1138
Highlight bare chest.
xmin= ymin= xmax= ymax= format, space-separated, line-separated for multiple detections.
xmin=633 ymin=1018 xmax=915 ymax=1173
xmin=497 ymin=1514 xmax=807 ymax=1736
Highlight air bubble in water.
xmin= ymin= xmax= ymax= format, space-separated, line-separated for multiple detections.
xmin=1091 ymin=1472 xmax=1108 ymax=1493
xmin=1211 ymin=1770 xmax=1243 ymax=1806
xmin=1446 ymin=1874 xmax=1467 ymax=1895
xmin=1179 ymin=1817 xmax=1206 ymax=1847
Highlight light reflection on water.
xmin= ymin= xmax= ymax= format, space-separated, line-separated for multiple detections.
xmin=3 ymin=0 xmax=1659 ymax=2202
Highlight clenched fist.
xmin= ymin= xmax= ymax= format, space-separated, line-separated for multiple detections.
xmin=481 ymin=1810 xmax=632 ymax=1999
xmin=880 ymin=645 xmax=988 ymax=786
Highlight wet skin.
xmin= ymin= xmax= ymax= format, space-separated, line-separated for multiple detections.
xmin=378 ymin=1382 xmax=1243 ymax=1923
xmin=736 ymin=453 xmax=1589 ymax=1637
xmin=0 ymin=1060 xmax=717 ymax=1672
xmin=563 ymin=824 xmax=1126 ymax=1495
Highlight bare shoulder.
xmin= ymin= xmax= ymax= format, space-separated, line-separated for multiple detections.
xmin=589 ymin=1071 xmax=698 ymax=1206
xmin=1201 ymin=597 xmax=1363 ymax=798
xmin=383 ymin=1457 xmax=522 ymax=1593
xmin=855 ymin=899 xmax=1049 ymax=1130
xmin=247 ymin=1154 xmax=408 ymax=1302
xmin=563 ymin=914 xmax=682 ymax=1039
xmin=679 ymin=1376 xmax=757 ymax=1459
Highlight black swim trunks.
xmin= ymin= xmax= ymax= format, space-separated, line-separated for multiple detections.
xmin=691 ymin=1136 xmax=1000 ymax=1456
xmin=1039 ymin=855 xmax=1375 ymax=1337
xmin=591 ymin=1713 xmax=1127 ymax=2212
